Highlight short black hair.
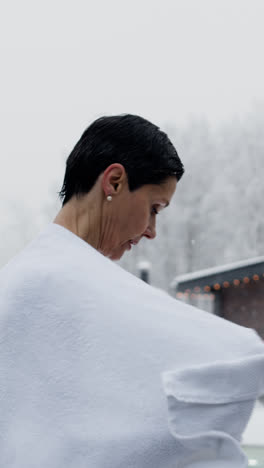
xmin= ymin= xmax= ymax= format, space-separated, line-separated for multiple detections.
xmin=58 ymin=114 xmax=184 ymax=206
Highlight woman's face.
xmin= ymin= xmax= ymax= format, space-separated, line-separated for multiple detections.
xmin=101 ymin=174 xmax=177 ymax=261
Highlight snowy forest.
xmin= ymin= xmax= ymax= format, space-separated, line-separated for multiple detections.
xmin=2 ymin=106 xmax=264 ymax=292
xmin=118 ymin=107 xmax=264 ymax=290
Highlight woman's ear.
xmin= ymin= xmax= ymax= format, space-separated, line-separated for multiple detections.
xmin=102 ymin=164 xmax=126 ymax=197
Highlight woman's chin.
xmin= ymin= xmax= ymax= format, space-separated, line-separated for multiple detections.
xmin=109 ymin=242 xmax=131 ymax=261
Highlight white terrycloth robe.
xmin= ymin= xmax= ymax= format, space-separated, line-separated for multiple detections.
xmin=0 ymin=223 xmax=264 ymax=468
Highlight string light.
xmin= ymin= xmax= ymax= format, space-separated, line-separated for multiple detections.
xmin=177 ymin=270 xmax=264 ymax=299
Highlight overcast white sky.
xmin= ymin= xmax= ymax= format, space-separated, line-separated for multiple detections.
xmin=0 ymin=0 xmax=264 ymax=217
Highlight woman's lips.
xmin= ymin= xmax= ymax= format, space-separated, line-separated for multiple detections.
xmin=125 ymin=239 xmax=140 ymax=251
xmin=129 ymin=239 xmax=139 ymax=245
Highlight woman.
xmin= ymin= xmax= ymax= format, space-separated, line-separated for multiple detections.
xmin=0 ymin=114 xmax=264 ymax=468
xmin=54 ymin=114 xmax=183 ymax=261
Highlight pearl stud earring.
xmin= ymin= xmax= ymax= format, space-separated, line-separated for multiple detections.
xmin=107 ymin=195 xmax=112 ymax=201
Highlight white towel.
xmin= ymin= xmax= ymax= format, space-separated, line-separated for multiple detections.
xmin=0 ymin=223 xmax=263 ymax=467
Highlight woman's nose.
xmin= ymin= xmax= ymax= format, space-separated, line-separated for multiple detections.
xmin=143 ymin=222 xmax=156 ymax=240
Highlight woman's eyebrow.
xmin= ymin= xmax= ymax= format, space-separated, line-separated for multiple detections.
xmin=156 ymin=201 xmax=169 ymax=209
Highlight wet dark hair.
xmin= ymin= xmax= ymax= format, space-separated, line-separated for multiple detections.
xmin=58 ymin=114 xmax=184 ymax=206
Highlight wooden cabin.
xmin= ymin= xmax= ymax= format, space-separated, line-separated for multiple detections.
xmin=171 ymin=256 xmax=264 ymax=339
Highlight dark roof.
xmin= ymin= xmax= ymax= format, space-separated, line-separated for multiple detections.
xmin=171 ymin=256 xmax=264 ymax=293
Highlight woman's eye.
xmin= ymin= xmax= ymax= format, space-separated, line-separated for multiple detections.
xmin=151 ymin=207 xmax=158 ymax=215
